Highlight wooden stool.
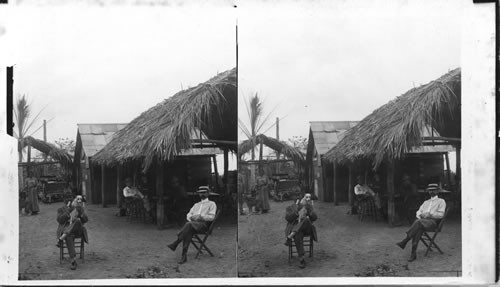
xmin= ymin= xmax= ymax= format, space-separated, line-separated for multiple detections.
xmin=287 ymin=235 xmax=314 ymax=264
xmin=59 ymin=236 xmax=84 ymax=264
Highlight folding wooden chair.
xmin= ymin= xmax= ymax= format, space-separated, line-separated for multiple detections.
xmin=191 ymin=209 xmax=221 ymax=259
xmin=59 ymin=236 xmax=85 ymax=264
xmin=420 ymin=207 xmax=450 ymax=256
xmin=287 ymin=234 xmax=314 ymax=264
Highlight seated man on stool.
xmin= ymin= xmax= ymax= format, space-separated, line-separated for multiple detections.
xmin=56 ymin=195 xmax=88 ymax=270
xmin=284 ymin=195 xmax=318 ymax=269
xmin=396 ymin=183 xmax=446 ymax=262
xmin=167 ymin=186 xmax=217 ymax=264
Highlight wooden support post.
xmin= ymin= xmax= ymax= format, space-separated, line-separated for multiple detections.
xmin=259 ymin=140 xmax=263 ymax=162
xmin=89 ymin=161 xmax=95 ymax=204
xmin=156 ymin=160 xmax=165 ymax=229
xmin=444 ymin=153 xmax=451 ymax=188
xmin=224 ymin=149 xmax=229 ymax=195
xmin=348 ymin=165 xmax=353 ymax=206
xmin=101 ymin=164 xmax=106 ymax=207
xmin=27 ymin=145 xmax=31 ymax=177
xmin=116 ymin=166 xmax=122 ymax=208
xmin=387 ymin=160 xmax=396 ymax=226
xmin=455 ymin=145 xmax=461 ymax=185
xmin=333 ymin=162 xmax=338 ymax=205
xmin=212 ymin=155 xmax=219 ymax=192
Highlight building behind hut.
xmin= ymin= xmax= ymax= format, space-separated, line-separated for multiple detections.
xmin=305 ymin=121 xmax=358 ymax=202
xmin=73 ymin=123 xmax=127 ymax=204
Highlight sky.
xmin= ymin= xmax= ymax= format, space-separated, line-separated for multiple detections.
xmin=237 ymin=0 xmax=462 ymax=154
xmin=0 ymin=4 xmax=236 ymax=143
xmin=0 ymin=0 xmax=462 ymax=165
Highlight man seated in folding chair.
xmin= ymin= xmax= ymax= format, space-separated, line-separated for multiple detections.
xmin=396 ymin=183 xmax=446 ymax=262
xmin=56 ymin=195 xmax=89 ymax=270
xmin=167 ymin=186 xmax=217 ymax=264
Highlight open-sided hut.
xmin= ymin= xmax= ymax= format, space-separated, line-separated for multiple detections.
xmin=324 ymin=68 xmax=461 ymax=225
xmin=93 ymin=68 xmax=236 ymax=226
xmin=305 ymin=121 xmax=358 ymax=202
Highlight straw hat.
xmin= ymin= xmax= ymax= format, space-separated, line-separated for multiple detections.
xmin=426 ymin=183 xmax=440 ymax=191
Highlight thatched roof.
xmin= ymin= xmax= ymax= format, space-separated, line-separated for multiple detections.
xmin=239 ymin=134 xmax=305 ymax=163
xmin=93 ymin=68 xmax=236 ymax=170
xmin=22 ymin=136 xmax=73 ymax=167
xmin=325 ymin=68 xmax=460 ymax=168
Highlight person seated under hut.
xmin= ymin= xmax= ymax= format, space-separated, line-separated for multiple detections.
xmin=123 ymin=177 xmax=151 ymax=216
xmin=354 ymin=175 xmax=381 ymax=215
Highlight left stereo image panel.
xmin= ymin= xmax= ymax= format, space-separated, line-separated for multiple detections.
xmin=3 ymin=5 xmax=238 ymax=280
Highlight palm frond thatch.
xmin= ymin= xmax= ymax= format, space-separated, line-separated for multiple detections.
xmin=238 ymin=134 xmax=305 ymax=164
xmin=93 ymin=68 xmax=237 ymax=171
xmin=325 ymin=68 xmax=460 ymax=168
xmin=22 ymin=136 xmax=73 ymax=167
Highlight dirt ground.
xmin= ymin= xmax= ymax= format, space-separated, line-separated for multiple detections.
xmin=18 ymin=202 xmax=237 ymax=280
xmin=238 ymin=200 xmax=462 ymax=277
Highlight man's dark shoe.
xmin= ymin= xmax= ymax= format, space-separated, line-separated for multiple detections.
xmin=56 ymin=240 xmax=62 ymax=248
xmin=70 ymin=260 xmax=77 ymax=270
xmin=178 ymin=254 xmax=187 ymax=264
xmin=396 ymin=241 xmax=407 ymax=250
xmin=299 ymin=258 xmax=306 ymax=269
xmin=167 ymin=243 xmax=177 ymax=252
xmin=408 ymin=253 xmax=417 ymax=262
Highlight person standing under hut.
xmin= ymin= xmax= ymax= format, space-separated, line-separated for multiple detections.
xmin=56 ymin=195 xmax=89 ymax=270
xmin=255 ymin=168 xmax=271 ymax=214
xmin=24 ymin=177 xmax=40 ymax=215
xmin=396 ymin=183 xmax=446 ymax=262
xmin=167 ymin=186 xmax=217 ymax=264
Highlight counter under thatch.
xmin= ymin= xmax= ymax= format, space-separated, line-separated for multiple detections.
xmin=93 ymin=68 xmax=237 ymax=170
xmin=324 ymin=68 xmax=460 ymax=168
xmin=22 ymin=136 xmax=73 ymax=167
xmin=238 ymin=134 xmax=305 ymax=163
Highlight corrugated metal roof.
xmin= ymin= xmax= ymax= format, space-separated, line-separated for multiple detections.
xmin=77 ymin=123 xmax=128 ymax=157
xmin=309 ymin=121 xmax=359 ymax=155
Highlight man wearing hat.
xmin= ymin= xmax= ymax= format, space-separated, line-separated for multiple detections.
xmin=167 ymin=186 xmax=217 ymax=264
xmin=396 ymin=183 xmax=446 ymax=262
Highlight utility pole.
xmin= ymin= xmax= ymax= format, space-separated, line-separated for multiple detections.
xmin=276 ymin=117 xmax=280 ymax=160
xmin=43 ymin=119 xmax=47 ymax=161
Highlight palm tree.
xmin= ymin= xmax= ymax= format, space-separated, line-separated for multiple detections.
xmin=13 ymin=94 xmax=45 ymax=162
xmin=238 ymin=93 xmax=275 ymax=160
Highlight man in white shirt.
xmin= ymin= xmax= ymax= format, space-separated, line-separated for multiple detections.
xmin=396 ymin=183 xmax=446 ymax=262
xmin=167 ymin=186 xmax=217 ymax=264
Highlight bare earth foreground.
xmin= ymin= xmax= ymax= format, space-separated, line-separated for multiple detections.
xmin=19 ymin=202 xmax=237 ymax=280
xmin=238 ymin=200 xmax=461 ymax=277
